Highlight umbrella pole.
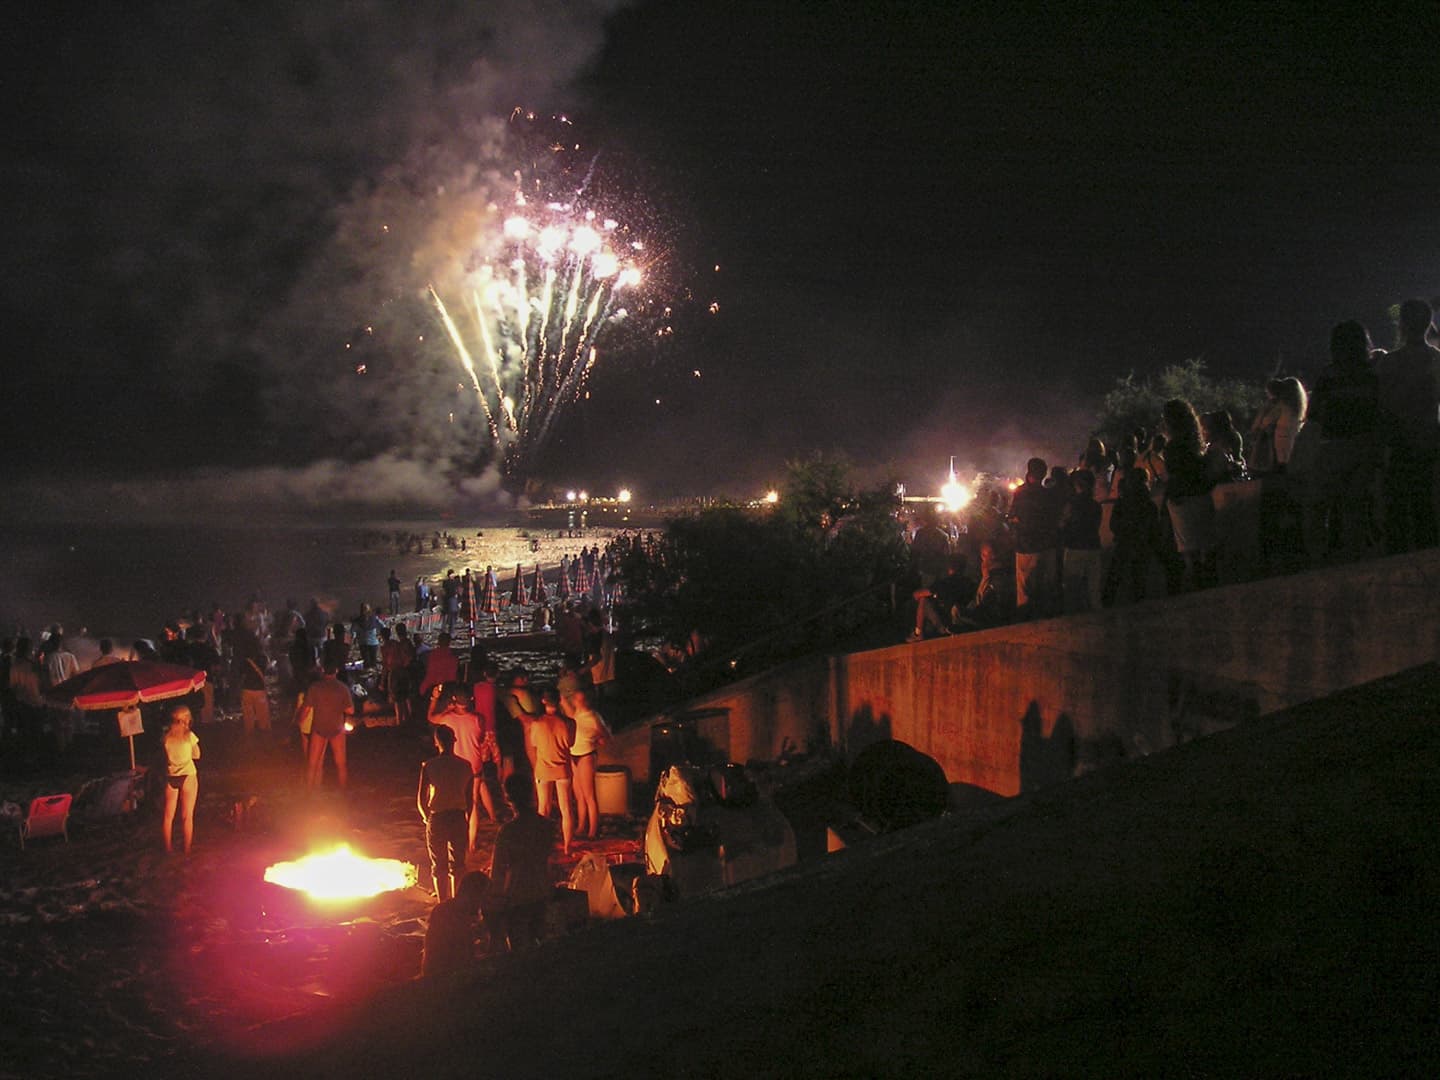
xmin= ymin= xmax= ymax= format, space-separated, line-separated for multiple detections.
xmin=128 ymin=734 xmax=136 ymax=771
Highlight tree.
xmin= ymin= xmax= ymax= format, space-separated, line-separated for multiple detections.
xmin=615 ymin=453 xmax=908 ymax=683
xmin=1097 ymin=358 xmax=1264 ymax=447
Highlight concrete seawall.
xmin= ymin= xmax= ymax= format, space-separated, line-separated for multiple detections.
xmin=602 ymin=547 xmax=1440 ymax=797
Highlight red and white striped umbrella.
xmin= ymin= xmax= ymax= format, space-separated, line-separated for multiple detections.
xmin=45 ymin=660 xmax=206 ymax=711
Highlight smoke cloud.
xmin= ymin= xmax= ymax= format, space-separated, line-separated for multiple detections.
xmin=4 ymin=1 xmax=632 ymax=512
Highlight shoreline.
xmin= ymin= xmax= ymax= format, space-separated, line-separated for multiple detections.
xmin=1 ymin=519 xmax=639 ymax=651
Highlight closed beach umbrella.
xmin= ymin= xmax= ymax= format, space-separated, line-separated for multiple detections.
xmin=531 ymin=562 xmax=549 ymax=604
xmin=511 ymin=563 xmax=529 ymax=606
xmin=464 ymin=571 xmax=478 ymax=629
xmin=482 ymin=566 xmax=500 ymax=615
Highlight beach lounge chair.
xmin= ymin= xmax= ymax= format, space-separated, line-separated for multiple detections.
xmin=18 ymin=794 xmax=71 ymax=850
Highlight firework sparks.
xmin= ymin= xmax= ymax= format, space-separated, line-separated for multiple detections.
xmin=425 ymin=122 xmax=656 ymax=478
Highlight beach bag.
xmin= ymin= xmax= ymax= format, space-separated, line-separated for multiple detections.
xmin=654 ymin=763 xmax=716 ymax=851
xmin=655 ymin=764 xmax=702 ymax=808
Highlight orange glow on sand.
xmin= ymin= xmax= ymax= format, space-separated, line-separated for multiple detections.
xmin=264 ymin=845 xmax=417 ymax=901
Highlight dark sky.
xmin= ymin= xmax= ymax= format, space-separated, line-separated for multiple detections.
xmin=4 ymin=1 xmax=1438 ymax=515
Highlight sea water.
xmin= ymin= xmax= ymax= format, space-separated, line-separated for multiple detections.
xmin=0 ymin=519 xmax=559 ymax=645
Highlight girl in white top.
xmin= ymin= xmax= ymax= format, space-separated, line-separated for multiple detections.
xmin=162 ymin=705 xmax=201 ymax=854
xmin=569 ymin=688 xmax=613 ymax=841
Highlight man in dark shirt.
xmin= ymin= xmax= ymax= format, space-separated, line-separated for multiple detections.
xmin=418 ymin=724 xmax=474 ymax=901
xmin=1060 ymin=469 xmax=1104 ymax=612
xmin=231 ymin=617 xmax=270 ymax=736
xmin=185 ymin=626 xmax=221 ymax=725
xmin=1008 ymin=458 xmax=1061 ymax=618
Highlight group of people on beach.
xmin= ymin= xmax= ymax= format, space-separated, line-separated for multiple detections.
xmin=407 ymin=538 xmax=631 ymax=639
xmin=904 ymin=297 xmax=1440 ymax=638
xmin=410 ymin=635 xmax=617 ymax=958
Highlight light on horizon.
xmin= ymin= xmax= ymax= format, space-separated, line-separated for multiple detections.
xmin=940 ymin=460 xmax=971 ymax=513
xmin=617 ymin=488 xmax=632 ymax=503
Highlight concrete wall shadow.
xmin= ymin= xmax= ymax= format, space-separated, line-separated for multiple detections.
xmin=604 ymin=548 xmax=1440 ymax=798
xmin=1019 ymin=702 xmax=1075 ymax=793
xmin=845 ymin=701 xmax=892 ymax=757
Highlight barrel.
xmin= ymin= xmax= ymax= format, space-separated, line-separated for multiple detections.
xmin=595 ymin=765 xmax=631 ymax=817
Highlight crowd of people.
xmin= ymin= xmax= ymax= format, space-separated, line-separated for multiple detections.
xmin=6 ymin=300 xmax=1436 ymax=953
xmin=1 ymin=528 xmax=633 ymax=918
xmin=904 ymin=298 xmax=1440 ymax=638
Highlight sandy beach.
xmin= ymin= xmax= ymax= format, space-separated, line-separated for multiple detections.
xmin=0 ymin=716 xmax=645 ymax=1079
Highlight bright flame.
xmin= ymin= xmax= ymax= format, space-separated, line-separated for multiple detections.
xmin=941 ymin=474 xmax=971 ymax=514
xmin=264 ymin=844 xmax=418 ymax=901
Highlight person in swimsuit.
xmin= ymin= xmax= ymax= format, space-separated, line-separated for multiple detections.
xmin=162 ymin=705 xmax=201 ymax=854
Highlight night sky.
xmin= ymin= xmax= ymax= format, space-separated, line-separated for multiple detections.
xmin=5 ymin=1 xmax=1438 ymax=515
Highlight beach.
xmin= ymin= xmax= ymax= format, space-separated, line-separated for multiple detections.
xmin=0 ymin=509 xmax=661 ymax=1076
xmin=0 ymin=717 xmax=644 ymax=1079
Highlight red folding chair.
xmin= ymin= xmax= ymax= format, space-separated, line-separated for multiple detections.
xmin=18 ymin=794 xmax=71 ymax=850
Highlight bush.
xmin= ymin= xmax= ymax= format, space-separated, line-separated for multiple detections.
xmin=1098 ymin=358 xmax=1264 ymax=447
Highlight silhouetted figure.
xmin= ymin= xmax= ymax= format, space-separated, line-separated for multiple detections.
xmin=1104 ymin=467 xmax=1161 ymax=605
xmin=1009 ymin=458 xmax=1060 ymax=617
xmin=418 ymin=723 xmax=473 ymax=901
xmin=1310 ymin=321 xmax=1382 ymax=561
xmin=1162 ymin=398 xmax=1218 ymax=590
xmin=1375 ymin=299 xmax=1440 ymax=552
xmin=488 ymin=773 xmax=555 ymax=952
xmin=1061 ymin=469 xmax=1103 ymax=612
xmin=421 ymin=871 xmax=491 ymax=977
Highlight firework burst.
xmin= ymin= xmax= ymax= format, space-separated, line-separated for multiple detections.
xmin=427 ymin=113 xmax=661 ymax=480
